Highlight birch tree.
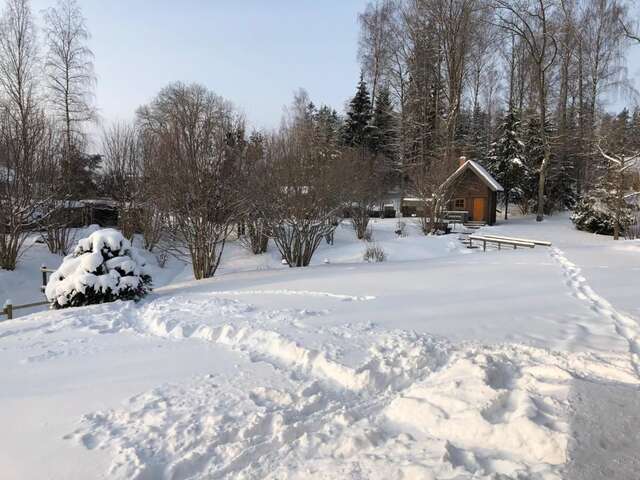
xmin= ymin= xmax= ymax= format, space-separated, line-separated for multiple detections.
xmin=493 ymin=0 xmax=558 ymax=221
xmin=0 ymin=0 xmax=51 ymax=269
xmin=43 ymin=0 xmax=95 ymax=192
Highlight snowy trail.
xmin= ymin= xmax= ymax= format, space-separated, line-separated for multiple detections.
xmin=550 ymin=247 xmax=640 ymax=377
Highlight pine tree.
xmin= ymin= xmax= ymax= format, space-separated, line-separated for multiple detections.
xmin=486 ymin=110 xmax=524 ymax=219
xmin=343 ymin=75 xmax=374 ymax=147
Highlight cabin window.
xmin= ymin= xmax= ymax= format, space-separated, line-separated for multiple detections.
xmin=454 ymin=198 xmax=465 ymax=209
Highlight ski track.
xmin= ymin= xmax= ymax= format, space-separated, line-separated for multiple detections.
xmin=550 ymin=247 xmax=640 ymax=377
xmin=44 ymin=291 xmax=639 ymax=479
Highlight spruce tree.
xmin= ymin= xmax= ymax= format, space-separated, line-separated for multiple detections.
xmin=518 ymin=115 xmax=545 ymax=214
xmin=486 ymin=110 xmax=524 ymax=219
xmin=343 ymin=75 xmax=374 ymax=147
xmin=370 ymin=86 xmax=396 ymax=158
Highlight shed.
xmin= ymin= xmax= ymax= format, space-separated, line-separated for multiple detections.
xmin=442 ymin=158 xmax=504 ymax=225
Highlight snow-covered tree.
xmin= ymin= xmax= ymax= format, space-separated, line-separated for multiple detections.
xmin=486 ymin=110 xmax=524 ymax=219
xmin=598 ymin=145 xmax=638 ymax=239
xmin=45 ymin=229 xmax=152 ymax=309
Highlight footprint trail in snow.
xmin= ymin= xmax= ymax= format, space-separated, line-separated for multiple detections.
xmin=550 ymin=247 xmax=640 ymax=377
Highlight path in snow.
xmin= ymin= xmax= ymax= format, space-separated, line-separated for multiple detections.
xmin=546 ymin=244 xmax=640 ymax=479
xmin=550 ymin=247 xmax=640 ymax=377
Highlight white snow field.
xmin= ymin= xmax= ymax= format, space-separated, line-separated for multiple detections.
xmin=1 ymin=215 xmax=639 ymax=479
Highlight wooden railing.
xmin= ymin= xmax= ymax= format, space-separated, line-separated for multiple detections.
xmin=1 ymin=265 xmax=55 ymax=321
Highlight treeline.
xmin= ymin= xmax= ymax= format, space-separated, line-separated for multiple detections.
xmin=103 ymin=84 xmax=395 ymax=278
xmin=2 ymin=0 xmax=640 ymax=277
xmin=356 ymin=0 xmax=640 ymax=230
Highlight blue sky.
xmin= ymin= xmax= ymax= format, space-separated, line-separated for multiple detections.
xmin=32 ymin=0 xmax=370 ymax=131
xmin=30 ymin=1 xmax=640 ymax=132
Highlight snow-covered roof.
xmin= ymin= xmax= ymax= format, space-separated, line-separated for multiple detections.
xmin=443 ymin=159 xmax=504 ymax=192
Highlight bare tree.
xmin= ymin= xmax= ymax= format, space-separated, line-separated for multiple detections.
xmin=493 ymin=0 xmax=558 ymax=221
xmin=254 ymin=96 xmax=344 ymax=267
xmin=0 ymin=0 xmax=53 ymax=269
xmin=408 ymin=158 xmax=454 ymax=234
xmin=237 ymin=131 xmax=269 ymax=255
xmin=137 ymin=82 xmax=243 ymax=280
xmin=344 ymin=146 xmax=387 ymax=239
xmin=43 ymin=0 xmax=95 ymax=194
xmin=101 ymin=121 xmax=140 ymax=240
xmin=358 ymin=0 xmax=396 ymax=104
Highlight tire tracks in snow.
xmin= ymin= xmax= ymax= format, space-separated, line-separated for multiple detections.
xmin=550 ymin=247 xmax=640 ymax=377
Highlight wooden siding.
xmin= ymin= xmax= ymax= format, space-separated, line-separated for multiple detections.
xmin=447 ymin=169 xmax=498 ymax=225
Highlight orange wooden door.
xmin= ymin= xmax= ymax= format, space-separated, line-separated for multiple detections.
xmin=472 ymin=197 xmax=486 ymax=221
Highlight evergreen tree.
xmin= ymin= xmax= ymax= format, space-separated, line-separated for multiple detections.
xmin=45 ymin=229 xmax=152 ymax=309
xmin=315 ymin=105 xmax=343 ymax=152
xmin=468 ymin=105 xmax=491 ymax=160
xmin=370 ymin=86 xmax=396 ymax=158
xmin=486 ymin=110 xmax=524 ymax=219
xmin=546 ymin=113 xmax=576 ymax=212
xmin=343 ymin=75 xmax=374 ymax=147
xmin=517 ymin=115 xmax=545 ymax=214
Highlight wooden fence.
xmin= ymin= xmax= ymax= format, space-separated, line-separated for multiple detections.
xmin=1 ymin=266 xmax=55 ymax=321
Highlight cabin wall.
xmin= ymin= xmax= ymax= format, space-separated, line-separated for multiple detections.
xmin=447 ymin=170 xmax=492 ymax=223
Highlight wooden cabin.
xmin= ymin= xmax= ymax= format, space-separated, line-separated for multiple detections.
xmin=442 ymin=158 xmax=504 ymax=225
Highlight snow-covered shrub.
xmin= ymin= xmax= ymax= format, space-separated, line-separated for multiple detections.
xmin=363 ymin=243 xmax=386 ymax=263
xmin=45 ymin=229 xmax=152 ymax=309
xmin=571 ymin=195 xmax=634 ymax=236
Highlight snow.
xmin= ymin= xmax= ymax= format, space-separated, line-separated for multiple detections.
xmin=1 ymin=215 xmax=640 ymax=478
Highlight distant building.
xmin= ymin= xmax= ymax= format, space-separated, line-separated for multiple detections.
xmin=392 ymin=157 xmax=504 ymax=225
xmin=441 ymin=158 xmax=504 ymax=225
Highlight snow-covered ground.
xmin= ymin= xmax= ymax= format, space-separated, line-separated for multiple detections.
xmin=1 ymin=215 xmax=639 ymax=479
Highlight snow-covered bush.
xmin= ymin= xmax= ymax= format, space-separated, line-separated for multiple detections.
xmin=571 ymin=195 xmax=634 ymax=236
xmin=45 ymin=229 xmax=152 ymax=309
xmin=363 ymin=243 xmax=386 ymax=263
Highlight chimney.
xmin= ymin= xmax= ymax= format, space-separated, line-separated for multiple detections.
xmin=459 ymin=156 xmax=467 ymax=167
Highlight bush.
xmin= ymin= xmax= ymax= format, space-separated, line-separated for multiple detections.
xmin=45 ymin=229 xmax=152 ymax=309
xmin=363 ymin=242 xmax=386 ymax=263
xmin=571 ymin=196 xmax=634 ymax=236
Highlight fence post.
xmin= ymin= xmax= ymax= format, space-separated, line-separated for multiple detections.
xmin=2 ymin=300 xmax=12 ymax=320
xmin=41 ymin=265 xmax=47 ymax=294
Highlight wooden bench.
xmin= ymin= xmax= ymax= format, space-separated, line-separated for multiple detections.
xmin=445 ymin=211 xmax=468 ymax=222
xmin=481 ymin=234 xmax=552 ymax=247
xmin=468 ymin=235 xmax=535 ymax=251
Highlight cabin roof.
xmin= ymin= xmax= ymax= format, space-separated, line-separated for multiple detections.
xmin=443 ymin=159 xmax=504 ymax=192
